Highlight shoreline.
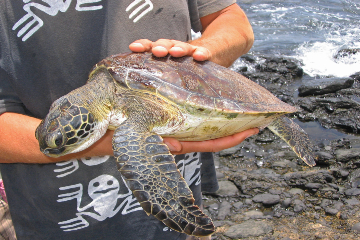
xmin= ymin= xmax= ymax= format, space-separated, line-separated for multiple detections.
xmin=204 ymin=54 xmax=360 ymax=239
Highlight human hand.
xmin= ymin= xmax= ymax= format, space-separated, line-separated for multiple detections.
xmin=129 ymin=39 xmax=212 ymax=62
xmin=163 ymin=128 xmax=259 ymax=155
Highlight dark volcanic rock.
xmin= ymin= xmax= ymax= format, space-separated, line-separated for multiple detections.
xmin=315 ymin=97 xmax=359 ymax=109
xmin=293 ymin=199 xmax=306 ymax=212
xmin=349 ymin=169 xmax=360 ymax=188
xmin=335 ymin=148 xmax=360 ymax=162
xmin=352 ymin=222 xmax=360 ymax=233
xmin=283 ymin=170 xmax=335 ymax=187
xmin=344 ymin=188 xmax=360 ymax=196
xmin=217 ymin=201 xmax=232 ymax=220
xmin=298 ymin=77 xmax=354 ymax=96
xmin=350 ymin=71 xmax=360 ymax=81
xmin=334 ymin=48 xmax=360 ymax=59
xmin=210 ymin=53 xmax=360 ymax=240
xmin=253 ymin=193 xmax=280 ymax=206
xmin=224 ymin=220 xmax=273 ymax=238
xmin=240 ymin=55 xmax=304 ymax=87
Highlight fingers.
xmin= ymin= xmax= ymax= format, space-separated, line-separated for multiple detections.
xmin=129 ymin=39 xmax=212 ymax=61
xmin=129 ymin=39 xmax=153 ymax=52
xmin=163 ymin=128 xmax=259 ymax=155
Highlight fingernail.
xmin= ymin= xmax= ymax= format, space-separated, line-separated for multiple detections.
xmin=129 ymin=42 xmax=143 ymax=47
xmin=170 ymin=46 xmax=183 ymax=52
xmin=193 ymin=49 xmax=209 ymax=61
xmin=153 ymin=46 xmax=167 ymax=51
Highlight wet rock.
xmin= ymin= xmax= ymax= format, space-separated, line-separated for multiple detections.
xmin=334 ymin=48 xmax=360 ymax=59
xmin=351 ymin=222 xmax=360 ymax=233
xmin=349 ymin=169 xmax=360 ymax=188
xmin=232 ymin=201 xmax=244 ymax=210
xmin=320 ymin=199 xmax=331 ymax=209
xmin=213 ymin=220 xmax=234 ymax=228
xmin=242 ymin=56 xmax=303 ymax=87
xmin=350 ymin=71 xmax=360 ymax=81
xmin=224 ymin=220 xmax=273 ymax=238
xmin=287 ymin=188 xmax=304 ymax=196
xmin=215 ymin=180 xmax=239 ymax=197
xmin=315 ymin=151 xmax=334 ymax=165
xmin=335 ymin=148 xmax=360 ymax=162
xmin=261 ymin=57 xmax=303 ymax=77
xmin=237 ymin=66 xmax=248 ymax=72
xmin=244 ymin=210 xmax=264 ymax=219
xmin=324 ymin=208 xmax=339 ymax=215
xmin=344 ymin=188 xmax=360 ymax=196
xmin=315 ymin=97 xmax=359 ymax=109
xmin=305 ymin=182 xmax=323 ymax=191
xmin=332 ymin=201 xmax=344 ymax=210
xmin=333 ymin=118 xmax=360 ymax=133
xmin=244 ymin=199 xmax=253 ymax=205
xmin=228 ymin=169 xmax=283 ymax=195
xmin=282 ymin=198 xmax=292 ymax=208
xmin=253 ymin=193 xmax=280 ymax=206
xmin=298 ymin=77 xmax=354 ymax=96
xmin=298 ymin=98 xmax=317 ymax=112
xmin=344 ymin=197 xmax=360 ymax=206
xmin=272 ymin=160 xmax=297 ymax=169
xmin=217 ymin=201 xmax=231 ymax=220
xmin=208 ymin=203 xmax=219 ymax=211
xmin=293 ymin=199 xmax=306 ymax=212
xmin=284 ymin=170 xmax=335 ymax=187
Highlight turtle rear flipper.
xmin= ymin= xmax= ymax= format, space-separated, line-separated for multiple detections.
xmin=267 ymin=116 xmax=316 ymax=167
xmin=112 ymin=121 xmax=215 ymax=237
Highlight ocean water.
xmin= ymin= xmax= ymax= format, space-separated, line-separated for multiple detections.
xmin=237 ymin=0 xmax=360 ymax=78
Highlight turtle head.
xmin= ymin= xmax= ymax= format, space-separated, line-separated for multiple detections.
xmin=36 ymin=96 xmax=101 ymax=157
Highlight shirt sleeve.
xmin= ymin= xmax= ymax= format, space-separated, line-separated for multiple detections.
xmin=0 ymin=68 xmax=26 ymax=115
xmin=188 ymin=0 xmax=236 ymax=33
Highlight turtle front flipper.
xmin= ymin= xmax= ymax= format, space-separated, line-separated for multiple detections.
xmin=112 ymin=121 xmax=215 ymax=237
xmin=267 ymin=116 xmax=316 ymax=167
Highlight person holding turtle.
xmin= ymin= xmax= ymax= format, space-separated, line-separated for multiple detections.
xmin=0 ymin=1 xmax=255 ymax=239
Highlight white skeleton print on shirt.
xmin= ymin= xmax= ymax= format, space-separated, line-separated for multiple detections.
xmin=13 ymin=0 xmax=154 ymax=41
xmin=54 ymin=153 xmax=201 ymax=232
xmin=57 ymin=174 xmax=142 ymax=231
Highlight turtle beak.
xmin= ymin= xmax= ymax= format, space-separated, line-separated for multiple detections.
xmin=43 ymin=147 xmax=66 ymax=157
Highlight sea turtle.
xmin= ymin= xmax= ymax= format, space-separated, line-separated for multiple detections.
xmin=35 ymin=52 xmax=316 ymax=237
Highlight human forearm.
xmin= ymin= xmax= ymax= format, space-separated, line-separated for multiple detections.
xmin=190 ymin=4 xmax=254 ymax=67
xmin=0 ymin=112 xmax=113 ymax=163
xmin=0 ymin=111 xmax=258 ymax=163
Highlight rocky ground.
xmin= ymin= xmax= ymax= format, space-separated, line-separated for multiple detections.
xmin=202 ymin=54 xmax=360 ymax=239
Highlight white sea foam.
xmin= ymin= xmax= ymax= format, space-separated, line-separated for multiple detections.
xmin=295 ymin=26 xmax=360 ymax=78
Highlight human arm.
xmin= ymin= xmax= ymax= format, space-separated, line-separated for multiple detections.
xmin=0 ymin=112 xmax=113 ymax=163
xmin=129 ymin=3 xmax=254 ymax=67
xmin=0 ymin=112 xmax=257 ymax=163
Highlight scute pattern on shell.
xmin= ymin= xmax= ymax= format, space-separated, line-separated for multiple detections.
xmin=102 ymin=52 xmax=297 ymax=114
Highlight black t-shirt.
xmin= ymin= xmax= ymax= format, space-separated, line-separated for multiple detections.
xmin=0 ymin=0 xmax=234 ymax=239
